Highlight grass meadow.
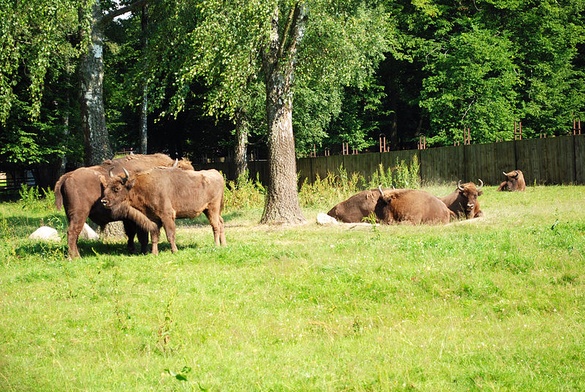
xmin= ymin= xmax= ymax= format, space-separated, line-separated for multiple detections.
xmin=1 ymin=176 xmax=584 ymax=391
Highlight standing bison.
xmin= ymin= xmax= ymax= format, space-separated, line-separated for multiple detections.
xmin=100 ymin=167 xmax=226 ymax=255
xmin=497 ymin=170 xmax=526 ymax=191
xmin=54 ymin=153 xmax=193 ymax=258
xmin=327 ymin=187 xmax=452 ymax=225
xmin=439 ymin=180 xmax=483 ymax=219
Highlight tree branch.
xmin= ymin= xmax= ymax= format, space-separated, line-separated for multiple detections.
xmin=100 ymin=0 xmax=149 ymax=26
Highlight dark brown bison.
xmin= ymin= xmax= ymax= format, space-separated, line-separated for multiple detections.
xmin=439 ymin=180 xmax=483 ymax=219
xmin=497 ymin=170 xmax=526 ymax=191
xmin=54 ymin=154 xmax=193 ymax=258
xmin=100 ymin=167 xmax=226 ymax=255
xmin=327 ymin=187 xmax=452 ymax=225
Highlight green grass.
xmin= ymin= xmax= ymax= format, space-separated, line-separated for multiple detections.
xmin=1 ymin=185 xmax=585 ymax=390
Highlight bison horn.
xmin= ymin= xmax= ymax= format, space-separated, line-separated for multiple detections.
xmin=119 ymin=167 xmax=130 ymax=184
xmin=378 ymin=185 xmax=384 ymax=196
xmin=172 ymin=159 xmax=179 ymax=168
xmin=477 ymin=179 xmax=483 ymax=189
xmin=457 ymin=180 xmax=464 ymax=191
xmin=109 ymin=168 xmax=115 ymax=178
xmin=502 ymin=171 xmax=507 ymax=176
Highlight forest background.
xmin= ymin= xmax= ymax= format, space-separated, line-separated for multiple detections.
xmin=1 ymin=0 xmax=585 ymax=220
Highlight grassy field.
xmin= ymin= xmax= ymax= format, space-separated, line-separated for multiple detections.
xmin=0 ymin=183 xmax=584 ymax=391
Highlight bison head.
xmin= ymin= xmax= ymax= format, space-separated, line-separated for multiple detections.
xmin=100 ymin=167 xmax=134 ymax=213
xmin=457 ymin=179 xmax=483 ymax=215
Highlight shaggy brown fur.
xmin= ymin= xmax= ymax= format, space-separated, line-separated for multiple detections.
xmin=54 ymin=153 xmax=191 ymax=258
xmin=497 ymin=170 xmax=526 ymax=191
xmin=327 ymin=188 xmax=452 ymax=225
xmin=439 ymin=180 xmax=484 ymax=219
xmin=101 ymin=167 xmax=226 ymax=255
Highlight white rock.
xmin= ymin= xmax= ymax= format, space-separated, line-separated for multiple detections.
xmin=317 ymin=212 xmax=338 ymax=225
xmin=29 ymin=226 xmax=60 ymax=242
xmin=80 ymin=223 xmax=99 ymax=240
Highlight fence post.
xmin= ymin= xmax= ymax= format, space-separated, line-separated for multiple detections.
xmin=379 ymin=134 xmax=388 ymax=152
xmin=574 ymin=119 xmax=581 ymax=135
xmin=464 ymin=127 xmax=471 ymax=145
xmin=514 ymin=121 xmax=522 ymax=140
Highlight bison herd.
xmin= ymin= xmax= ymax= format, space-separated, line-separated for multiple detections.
xmin=54 ymin=153 xmax=225 ymax=258
xmin=53 ymin=153 xmax=525 ymax=258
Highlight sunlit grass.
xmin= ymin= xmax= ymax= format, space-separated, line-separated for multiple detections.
xmin=1 ymin=184 xmax=584 ymax=390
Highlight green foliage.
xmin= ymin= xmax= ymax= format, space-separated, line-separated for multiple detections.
xmin=18 ymin=184 xmax=57 ymax=215
xmin=4 ymin=0 xmax=585 ymax=169
xmin=368 ymin=155 xmax=421 ymax=189
xmin=299 ymin=157 xmax=421 ymax=208
xmin=18 ymin=184 xmax=42 ymax=206
xmin=299 ymin=170 xmax=361 ymax=208
xmin=0 ymin=0 xmax=82 ymax=123
xmin=420 ymin=26 xmax=520 ymax=145
xmin=224 ymin=171 xmax=265 ymax=211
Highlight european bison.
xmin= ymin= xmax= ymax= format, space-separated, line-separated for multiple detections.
xmin=327 ymin=187 xmax=452 ymax=225
xmin=439 ymin=180 xmax=483 ymax=219
xmin=497 ymin=170 xmax=526 ymax=191
xmin=100 ymin=167 xmax=226 ymax=255
xmin=54 ymin=153 xmax=193 ymax=258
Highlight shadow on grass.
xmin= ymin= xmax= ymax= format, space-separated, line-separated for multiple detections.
xmin=1 ymin=213 xmax=67 ymax=239
xmin=16 ymin=237 xmax=205 ymax=259
xmin=5 ymin=210 xmax=213 ymax=259
xmin=176 ymin=210 xmax=245 ymax=227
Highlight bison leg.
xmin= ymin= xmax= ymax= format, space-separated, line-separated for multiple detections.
xmin=65 ymin=214 xmax=86 ymax=259
xmin=122 ymin=219 xmax=138 ymax=254
xmin=150 ymin=225 xmax=162 ymax=255
xmin=205 ymin=210 xmax=226 ymax=246
xmin=137 ymin=227 xmax=149 ymax=254
xmin=122 ymin=220 xmax=149 ymax=254
xmin=160 ymin=216 xmax=178 ymax=253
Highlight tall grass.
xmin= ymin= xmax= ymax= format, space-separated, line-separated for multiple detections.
xmin=1 ymin=181 xmax=584 ymax=390
xmin=300 ymin=158 xmax=421 ymax=209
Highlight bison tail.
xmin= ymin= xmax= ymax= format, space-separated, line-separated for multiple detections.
xmin=54 ymin=177 xmax=64 ymax=210
xmin=125 ymin=205 xmax=158 ymax=233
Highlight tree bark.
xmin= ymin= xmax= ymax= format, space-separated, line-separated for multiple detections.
xmin=79 ymin=0 xmax=112 ymax=165
xmin=260 ymin=3 xmax=307 ymax=224
xmin=234 ymin=108 xmax=249 ymax=182
xmin=138 ymin=4 xmax=149 ymax=154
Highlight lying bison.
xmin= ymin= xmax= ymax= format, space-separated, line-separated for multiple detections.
xmin=497 ymin=170 xmax=526 ymax=191
xmin=100 ymin=167 xmax=226 ymax=255
xmin=327 ymin=187 xmax=452 ymax=225
xmin=439 ymin=180 xmax=483 ymax=219
xmin=54 ymin=154 xmax=193 ymax=258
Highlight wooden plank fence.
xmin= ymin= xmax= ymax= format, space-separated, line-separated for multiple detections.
xmin=194 ymin=134 xmax=585 ymax=186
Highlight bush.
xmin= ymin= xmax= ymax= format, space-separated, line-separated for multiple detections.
xmin=224 ymin=171 xmax=265 ymax=211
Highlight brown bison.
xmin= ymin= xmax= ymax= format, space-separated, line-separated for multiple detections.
xmin=439 ymin=180 xmax=483 ymax=219
xmin=497 ymin=170 xmax=526 ymax=191
xmin=327 ymin=187 xmax=452 ymax=225
xmin=54 ymin=154 xmax=193 ymax=258
xmin=100 ymin=167 xmax=226 ymax=255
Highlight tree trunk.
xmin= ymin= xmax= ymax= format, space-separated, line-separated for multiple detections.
xmin=260 ymin=3 xmax=307 ymax=225
xmin=79 ymin=0 xmax=112 ymax=165
xmin=139 ymin=4 xmax=148 ymax=154
xmin=234 ymin=108 xmax=249 ymax=182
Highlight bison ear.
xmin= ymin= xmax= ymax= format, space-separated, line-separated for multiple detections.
xmin=478 ymin=190 xmax=483 ymax=196
xmin=127 ymin=177 xmax=136 ymax=189
xmin=99 ymin=175 xmax=108 ymax=188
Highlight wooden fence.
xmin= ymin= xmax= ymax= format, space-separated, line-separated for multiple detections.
xmin=194 ymin=134 xmax=585 ymax=186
